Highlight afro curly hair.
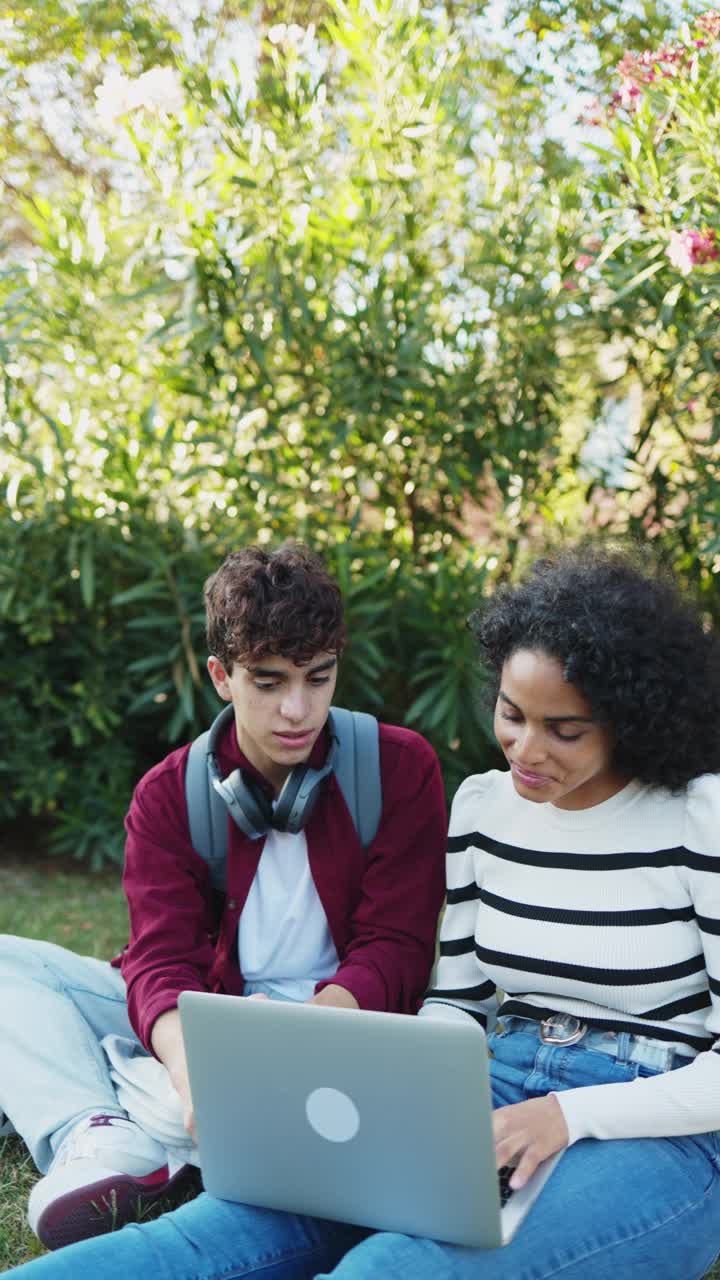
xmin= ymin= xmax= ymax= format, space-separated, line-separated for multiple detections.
xmin=470 ymin=545 xmax=720 ymax=791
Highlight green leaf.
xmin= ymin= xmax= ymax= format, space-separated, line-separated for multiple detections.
xmin=611 ymin=259 xmax=664 ymax=302
xmin=404 ymin=684 xmax=442 ymax=723
xmin=111 ymin=581 xmax=165 ymax=606
xmin=80 ymin=535 xmax=95 ymax=608
xmin=127 ymin=684 xmax=172 ymax=714
xmin=660 ymin=280 xmax=683 ymax=323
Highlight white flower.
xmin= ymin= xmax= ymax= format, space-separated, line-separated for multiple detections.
xmin=133 ymin=66 xmax=185 ymax=115
xmin=95 ymin=70 xmax=134 ymax=125
xmin=285 ymin=23 xmax=307 ymax=50
xmin=289 ymin=203 xmax=310 ymax=239
xmin=95 ymin=65 xmax=184 ymax=126
xmin=85 ymin=205 xmax=107 ymax=268
xmin=267 ymin=21 xmax=312 ymax=52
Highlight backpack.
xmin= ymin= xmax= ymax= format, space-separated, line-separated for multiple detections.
xmin=185 ymin=705 xmax=382 ymax=892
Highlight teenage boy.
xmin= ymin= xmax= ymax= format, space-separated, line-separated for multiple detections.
xmin=0 ymin=543 xmax=446 ymax=1250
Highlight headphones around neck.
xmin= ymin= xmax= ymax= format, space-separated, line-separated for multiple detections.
xmin=205 ymin=703 xmax=339 ymax=840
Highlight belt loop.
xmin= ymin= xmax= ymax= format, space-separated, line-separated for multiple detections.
xmin=615 ymin=1031 xmax=632 ymax=1064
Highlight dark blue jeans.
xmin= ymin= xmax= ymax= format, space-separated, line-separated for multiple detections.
xmin=11 ymin=1022 xmax=720 ymax=1279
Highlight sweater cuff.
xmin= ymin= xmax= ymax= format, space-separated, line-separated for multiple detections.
xmin=315 ymin=964 xmax=387 ymax=1012
xmin=418 ymin=1001 xmax=480 ymax=1026
xmin=553 ymin=1080 xmax=659 ymax=1145
xmin=135 ymin=988 xmax=201 ymax=1055
xmin=552 ymin=1089 xmax=588 ymax=1146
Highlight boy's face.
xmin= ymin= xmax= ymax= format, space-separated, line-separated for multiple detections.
xmin=207 ymin=650 xmax=338 ymax=792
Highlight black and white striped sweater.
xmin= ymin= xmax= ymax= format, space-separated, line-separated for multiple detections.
xmin=419 ymin=770 xmax=720 ymax=1143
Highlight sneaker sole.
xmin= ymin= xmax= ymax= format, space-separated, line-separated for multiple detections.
xmin=35 ymin=1163 xmax=201 ymax=1251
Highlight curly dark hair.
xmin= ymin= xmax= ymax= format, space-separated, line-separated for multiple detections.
xmin=470 ymin=545 xmax=720 ymax=790
xmin=204 ymin=543 xmax=345 ymax=671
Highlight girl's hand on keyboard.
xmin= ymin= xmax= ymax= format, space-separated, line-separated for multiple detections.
xmin=492 ymin=1095 xmax=569 ymax=1190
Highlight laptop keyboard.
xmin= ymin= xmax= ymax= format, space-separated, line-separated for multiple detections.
xmin=498 ymin=1165 xmax=516 ymax=1207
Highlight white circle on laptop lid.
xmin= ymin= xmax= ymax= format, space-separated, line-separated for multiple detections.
xmin=305 ymin=1087 xmax=360 ymax=1143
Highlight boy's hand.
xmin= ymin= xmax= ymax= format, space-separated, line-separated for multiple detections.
xmin=151 ymin=1006 xmax=196 ymax=1139
xmin=307 ymin=983 xmax=359 ymax=1010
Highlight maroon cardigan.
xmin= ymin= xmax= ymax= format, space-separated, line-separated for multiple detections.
xmin=116 ymin=719 xmax=447 ymax=1051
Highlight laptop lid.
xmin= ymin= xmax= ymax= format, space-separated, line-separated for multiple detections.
xmin=178 ymin=991 xmax=556 ymax=1249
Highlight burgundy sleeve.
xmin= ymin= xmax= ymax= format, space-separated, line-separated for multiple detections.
xmin=316 ymin=730 xmax=447 ymax=1013
xmin=121 ymin=748 xmax=218 ymax=1052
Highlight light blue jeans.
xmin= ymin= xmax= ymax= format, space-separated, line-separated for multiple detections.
xmin=0 ymin=934 xmax=295 ymax=1172
xmin=0 ymin=935 xmax=136 ymax=1170
xmin=8 ymin=1018 xmax=720 ymax=1279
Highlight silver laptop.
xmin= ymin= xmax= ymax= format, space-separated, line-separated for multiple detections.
xmin=178 ymin=991 xmax=560 ymax=1249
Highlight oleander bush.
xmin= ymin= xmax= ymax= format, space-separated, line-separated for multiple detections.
xmin=1 ymin=1 xmax=719 ymax=865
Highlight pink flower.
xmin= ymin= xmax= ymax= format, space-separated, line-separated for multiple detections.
xmin=686 ymin=399 xmax=699 ymax=412
xmin=697 ymin=10 xmax=720 ymax=39
xmin=618 ymin=75 xmax=642 ymax=108
xmin=574 ymin=254 xmax=594 ymax=271
xmin=614 ymin=36 xmax=702 ymax=104
xmin=578 ymin=97 xmax=604 ymax=126
xmin=667 ymin=227 xmax=719 ymax=275
xmin=667 ymin=231 xmax=697 ymax=275
xmin=561 ymin=278 xmax=579 ymax=291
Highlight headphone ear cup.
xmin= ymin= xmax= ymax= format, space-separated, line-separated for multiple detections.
xmin=272 ymin=767 xmax=309 ymax=834
xmin=272 ymin=727 xmax=339 ymax=834
xmin=213 ymin=768 xmax=274 ymax=840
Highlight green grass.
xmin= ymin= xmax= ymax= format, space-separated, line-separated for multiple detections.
xmin=0 ymin=1137 xmax=47 ymax=1271
xmin=1 ymin=851 xmax=719 ymax=1277
xmin=0 ymin=848 xmax=130 ymax=1269
xmin=0 ymin=854 xmax=129 ymax=959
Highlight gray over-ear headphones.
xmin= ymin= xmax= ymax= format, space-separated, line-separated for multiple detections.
xmin=205 ymin=704 xmax=340 ymax=840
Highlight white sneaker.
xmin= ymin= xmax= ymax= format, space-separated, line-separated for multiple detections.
xmin=28 ymin=1113 xmax=199 ymax=1250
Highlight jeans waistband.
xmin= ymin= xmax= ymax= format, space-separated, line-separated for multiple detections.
xmin=501 ymin=1015 xmax=696 ymax=1073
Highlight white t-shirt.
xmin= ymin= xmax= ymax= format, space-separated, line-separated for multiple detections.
xmin=237 ymin=826 xmax=339 ymax=1001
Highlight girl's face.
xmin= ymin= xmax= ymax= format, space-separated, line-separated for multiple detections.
xmin=494 ymin=648 xmax=629 ymax=811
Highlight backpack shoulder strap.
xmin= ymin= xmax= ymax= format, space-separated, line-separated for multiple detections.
xmin=185 ymin=706 xmax=232 ymax=892
xmin=330 ymin=706 xmax=382 ymax=850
